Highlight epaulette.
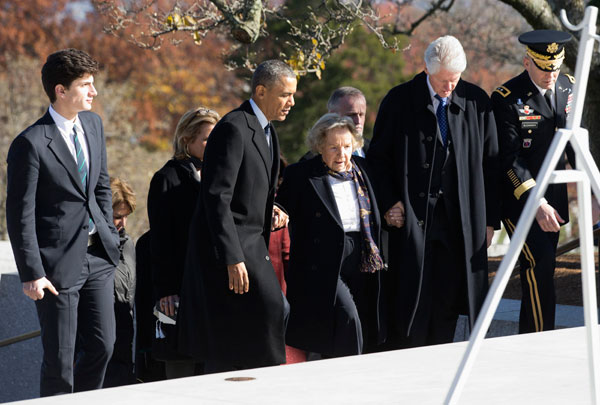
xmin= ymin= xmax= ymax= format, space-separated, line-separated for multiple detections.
xmin=565 ymin=74 xmax=575 ymax=84
xmin=494 ymin=85 xmax=511 ymax=98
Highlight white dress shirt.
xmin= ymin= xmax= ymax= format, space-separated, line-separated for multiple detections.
xmin=328 ymin=175 xmax=361 ymax=232
xmin=48 ymin=105 xmax=90 ymax=172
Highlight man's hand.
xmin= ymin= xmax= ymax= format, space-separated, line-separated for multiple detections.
xmin=536 ymin=202 xmax=565 ymax=232
xmin=272 ymin=205 xmax=289 ymax=231
xmin=486 ymin=226 xmax=494 ymax=248
xmin=384 ymin=201 xmax=406 ymax=228
xmin=22 ymin=277 xmax=58 ymax=301
xmin=159 ymin=294 xmax=179 ymax=317
xmin=227 ymin=262 xmax=249 ymax=294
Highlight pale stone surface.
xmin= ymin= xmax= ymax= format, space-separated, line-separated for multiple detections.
xmin=5 ymin=327 xmax=597 ymax=405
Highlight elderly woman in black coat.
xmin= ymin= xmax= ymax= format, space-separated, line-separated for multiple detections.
xmin=147 ymin=106 xmax=220 ymax=378
xmin=276 ymin=113 xmax=385 ymax=357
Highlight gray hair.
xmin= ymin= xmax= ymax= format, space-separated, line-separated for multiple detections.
xmin=424 ymin=35 xmax=467 ymax=75
xmin=251 ymin=60 xmax=296 ymax=94
xmin=327 ymin=86 xmax=366 ymax=112
xmin=173 ymin=106 xmax=220 ymax=159
xmin=307 ymin=113 xmax=363 ymax=154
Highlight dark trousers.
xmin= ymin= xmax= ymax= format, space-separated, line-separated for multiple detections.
xmin=503 ymin=217 xmax=560 ymax=333
xmin=328 ymin=231 xmax=366 ymax=357
xmin=103 ymin=302 xmax=134 ymax=387
xmin=408 ymin=198 xmax=466 ymax=347
xmin=35 ymin=242 xmax=116 ymax=396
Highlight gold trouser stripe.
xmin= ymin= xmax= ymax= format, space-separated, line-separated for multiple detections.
xmin=505 ymin=219 xmax=543 ymax=331
xmin=514 ymin=178 xmax=536 ymax=200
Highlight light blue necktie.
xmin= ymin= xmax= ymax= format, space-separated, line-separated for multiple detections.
xmin=434 ymin=94 xmax=448 ymax=148
xmin=73 ymin=127 xmax=95 ymax=233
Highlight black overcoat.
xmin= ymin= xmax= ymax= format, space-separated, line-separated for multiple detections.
xmin=367 ymin=72 xmax=500 ymax=338
xmin=147 ymin=158 xmax=201 ymax=300
xmin=275 ymin=156 xmax=384 ymax=354
xmin=177 ymin=100 xmax=285 ymax=368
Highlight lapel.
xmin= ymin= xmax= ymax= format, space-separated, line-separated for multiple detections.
xmin=520 ymin=71 xmax=554 ymax=119
xmin=307 ymin=158 xmax=344 ymax=229
xmin=43 ymin=111 xmax=87 ymax=196
xmin=414 ymin=72 xmax=441 ymax=143
xmin=447 ymin=79 xmax=467 ymax=159
xmin=269 ymin=124 xmax=280 ymax=191
xmin=242 ymin=101 xmax=272 ymax=183
xmin=555 ymin=75 xmax=571 ymax=127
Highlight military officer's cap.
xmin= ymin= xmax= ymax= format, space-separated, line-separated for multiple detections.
xmin=518 ymin=29 xmax=572 ymax=72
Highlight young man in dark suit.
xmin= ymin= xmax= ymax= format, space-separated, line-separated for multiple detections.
xmin=6 ymin=49 xmax=120 ymax=396
xmin=178 ymin=60 xmax=295 ymax=372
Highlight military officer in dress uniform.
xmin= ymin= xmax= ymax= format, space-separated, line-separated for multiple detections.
xmin=492 ymin=29 xmax=575 ymax=334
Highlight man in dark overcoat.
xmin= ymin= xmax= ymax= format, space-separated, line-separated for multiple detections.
xmin=367 ymin=36 xmax=499 ymax=348
xmin=178 ymin=60 xmax=295 ymax=372
xmin=6 ymin=49 xmax=120 ymax=395
xmin=491 ymin=30 xmax=574 ymax=333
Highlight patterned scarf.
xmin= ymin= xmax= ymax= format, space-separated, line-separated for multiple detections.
xmin=327 ymin=160 xmax=385 ymax=273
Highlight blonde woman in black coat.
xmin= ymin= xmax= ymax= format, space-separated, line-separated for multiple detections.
xmin=276 ymin=113 xmax=385 ymax=357
xmin=147 ymin=107 xmax=219 ymax=378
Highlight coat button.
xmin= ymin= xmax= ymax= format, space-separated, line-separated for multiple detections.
xmin=422 ymin=163 xmax=430 ymax=169
xmin=265 ymin=256 xmax=270 ymax=261
xmin=315 ymin=211 xmax=321 ymax=218
xmin=417 ymin=220 xmax=424 ymax=227
xmin=418 ymin=192 xmax=425 ymax=198
xmin=426 ymin=136 xmax=433 ymax=142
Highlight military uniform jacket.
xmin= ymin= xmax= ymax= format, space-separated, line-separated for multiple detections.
xmin=491 ymin=71 xmax=575 ymax=221
xmin=367 ymin=72 xmax=500 ymax=337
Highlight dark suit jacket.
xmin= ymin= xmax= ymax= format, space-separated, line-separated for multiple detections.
xmin=6 ymin=110 xmax=120 ymax=289
xmin=275 ymin=155 xmax=384 ymax=354
xmin=178 ymin=100 xmax=285 ymax=368
xmin=491 ymin=71 xmax=575 ymax=221
xmin=367 ymin=71 xmax=499 ymax=338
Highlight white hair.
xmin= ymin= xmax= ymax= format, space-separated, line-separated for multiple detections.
xmin=424 ymin=35 xmax=467 ymax=74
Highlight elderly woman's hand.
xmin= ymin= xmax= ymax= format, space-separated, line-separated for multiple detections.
xmin=272 ymin=205 xmax=289 ymax=231
xmin=384 ymin=201 xmax=406 ymax=228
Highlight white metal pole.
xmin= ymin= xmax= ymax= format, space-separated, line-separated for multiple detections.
xmin=576 ymin=163 xmax=600 ymax=404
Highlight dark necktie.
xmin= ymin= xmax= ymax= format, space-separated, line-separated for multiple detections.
xmin=264 ymin=124 xmax=272 ymax=159
xmin=73 ymin=126 xmax=88 ymax=190
xmin=434 ymin=94 xmax=449 ymax=148
xmin=544 ymin=89 xmax=554 ymax=114
xmin=73 ymin=127 xmax=95 ymax=232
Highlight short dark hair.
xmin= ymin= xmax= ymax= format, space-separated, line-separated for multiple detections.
xmin=327 ymin=87 xmax=366 ymax=112
xmin=41 ymin=48 xmax=99 ymax=103
xmin=251 ymin=60 xmax=295 ymax=94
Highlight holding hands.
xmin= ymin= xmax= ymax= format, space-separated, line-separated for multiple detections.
xmin=385 ymin=201 xmax=406 ymax=228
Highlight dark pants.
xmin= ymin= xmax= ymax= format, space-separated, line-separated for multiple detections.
xmin=504 ymin=217 xmax=560 ymax=333
xmin=327 ymin=231 xmax=366 ymax=357
xmin=35 ymin=242 xmax=116 ymax=396
xmin=409 ymin=197 xmax=466 ymax=347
